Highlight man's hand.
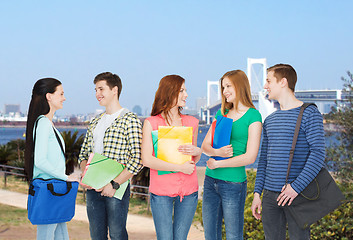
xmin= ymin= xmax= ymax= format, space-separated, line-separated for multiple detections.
xmin=97 ymin=183 xmax=116 ymax=198
xmin=251 ymin=192 xmax=262 ymax=220
xmin=277 ymin=184 xmax=298 ymax=206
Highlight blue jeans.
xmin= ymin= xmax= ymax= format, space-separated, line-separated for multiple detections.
xmin=86 ymin=186 xmax=130 ymax=240
xmin=202 ymin=175 xmax=247 ymax=240
xmin=262 ymin=189 xmax=310 ymax=240
xmin=37 ymin=222 xmax=69 ymax=240
xmin=150 ymin=191 xmax=198 ymax=240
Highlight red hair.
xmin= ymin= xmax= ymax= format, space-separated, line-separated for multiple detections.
xmin=151 ymin=75 xmax=185 ymax=125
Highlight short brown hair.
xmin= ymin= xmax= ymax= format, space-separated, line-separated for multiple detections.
xmin=220 ymin=70 xmax=255 ymax=115
xmin=267 ymin=64 xmax=297 ymax=92
xmin=94 ymin=72 xmax=122 ymax=99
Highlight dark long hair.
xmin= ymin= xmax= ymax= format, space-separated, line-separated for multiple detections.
xmin=150 ymin=75 xmax=185 ymax=125
xmin=24 ymin=78 xmax=62 ymax=181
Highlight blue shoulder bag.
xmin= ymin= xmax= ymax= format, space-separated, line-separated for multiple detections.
xmin=27 ymin=117 xmax=79 ymax=225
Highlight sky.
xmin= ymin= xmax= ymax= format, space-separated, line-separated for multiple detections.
xmin=1 ymin=0 xmax=352 ymax=116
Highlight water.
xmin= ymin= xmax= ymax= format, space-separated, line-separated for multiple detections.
xmin=0 ymin=127 xmax=87 ymax=145
xmin=0 ymin=125 xmax=339 ymax=169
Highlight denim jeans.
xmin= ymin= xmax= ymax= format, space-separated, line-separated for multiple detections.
xmin=150 ymin=191 xmax=198 ymax=240
xmin=36 ymin=222 xmax=69 ymax=240
xmin=202 ymin=175 xmax=247 ymax=240
xmin=262 ymin=189 xmax=310 ymax=240
xmin=86 ymin=186 xmax=130 ymax=240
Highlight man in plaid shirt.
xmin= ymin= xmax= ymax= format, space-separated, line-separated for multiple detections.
xmin=79 ymin=72 xmax=143 ymax=240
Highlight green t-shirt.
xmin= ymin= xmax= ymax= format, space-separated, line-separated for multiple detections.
xmin=205 ymin=108 xmax=262 ymax=182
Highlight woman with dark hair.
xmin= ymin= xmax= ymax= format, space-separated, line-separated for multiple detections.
xmin=141 ymin=75 xmax=202 ymax=240
xmin=25 ymin=78 xmax=78 ymax=240
xmin=201 ymin=70 xmax=262 ymax=240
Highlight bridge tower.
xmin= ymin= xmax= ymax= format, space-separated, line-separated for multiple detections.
xmin=247 ymin=58 xmax=276 ymax=120
xmin=206 ymin=80 xmax=221 ymax=124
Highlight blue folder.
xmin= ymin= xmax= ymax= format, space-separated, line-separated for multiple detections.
xmin=212 ymin=115 xmax=233 ymax=160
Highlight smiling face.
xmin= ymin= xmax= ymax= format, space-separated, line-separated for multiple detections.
xmin=47 ymin=84 xmax=66 ymax=111
xmin=95 ymin=80 xmax=118 ymax=107
xmin=264 ymin=70 xmax=282 ymax=100
xmin=222 ymin=77 xmax=236 ymax=103
xmin=176 ymin=83 xmax=188 ymax=107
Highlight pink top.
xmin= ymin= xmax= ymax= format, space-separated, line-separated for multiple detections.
xmin=146 ymin=114 xmax=199 ymax=199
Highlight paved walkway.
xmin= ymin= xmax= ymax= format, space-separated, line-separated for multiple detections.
xmin=0 ymin=188 xmax=205 ymax=240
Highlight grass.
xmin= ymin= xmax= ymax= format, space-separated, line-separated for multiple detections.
xmin=0 ymin=203 xmax=91 ymax=240
xmin=0 ymin=175 xmax=28 ymax=194
xmin=0 ymin=204 xmax=28 ymax=225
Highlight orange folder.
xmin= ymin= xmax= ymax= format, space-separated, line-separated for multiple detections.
xmin=157 ymin=126 xmax=193 ymax=164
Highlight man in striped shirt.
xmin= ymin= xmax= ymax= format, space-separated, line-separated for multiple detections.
xmin=251 ymin=64 xmax=325 ymax=239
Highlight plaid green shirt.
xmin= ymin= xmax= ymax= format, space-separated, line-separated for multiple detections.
xmin=78 ymin=110 xmax=143 ymax=175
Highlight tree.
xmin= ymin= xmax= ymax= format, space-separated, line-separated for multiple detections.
xmin=61 ymin=130 xmax=84 ymax=175
xmin=325 ymin=71 xmax=353 ymax=198
xmin=0 ymin=144 xmax=13 ymax=165
xmin=6 ymin=139 xmax=26 ymax=168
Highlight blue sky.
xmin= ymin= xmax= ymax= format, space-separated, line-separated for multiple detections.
xmin=1 ymin=0 xmax=352 ymax=115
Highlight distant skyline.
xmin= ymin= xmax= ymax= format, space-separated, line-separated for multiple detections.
xmin=1 ymin=1 xmax=352 ymax=115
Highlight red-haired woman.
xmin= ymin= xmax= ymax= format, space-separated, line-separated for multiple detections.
xmin=201 ymin=70 xmax=262 ymax=240
xmin=141 ymin=75 xmax=202 ymax=240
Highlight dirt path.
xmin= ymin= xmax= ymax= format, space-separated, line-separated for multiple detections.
xmin=0 ymin=220 xmax=157 ymax=240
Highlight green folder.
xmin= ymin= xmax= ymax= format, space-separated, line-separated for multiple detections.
xmin=81 ymin=153 xmax=129 ymax=200
xmin=151 ymin=130 xmax=176 ymax=175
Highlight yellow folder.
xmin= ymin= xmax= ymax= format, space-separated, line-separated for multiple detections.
xmin=157 ymin=126 xmax=193 ymax=165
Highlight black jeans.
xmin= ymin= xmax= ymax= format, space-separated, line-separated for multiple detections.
xmin=262 ymin=189 xmax=310 ymax=240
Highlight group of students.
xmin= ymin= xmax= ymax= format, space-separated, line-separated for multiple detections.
xmin=24 ymin=63 xmax=325 ymax=240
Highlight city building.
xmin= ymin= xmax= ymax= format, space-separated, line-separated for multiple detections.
xmin=5 ymin=104 xmax=20 ymax=114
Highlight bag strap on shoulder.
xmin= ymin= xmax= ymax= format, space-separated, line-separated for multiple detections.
xmin=53 ymin=128 xmax=65 ymax=155
xmin=33 ymin=116 xmax=65 ymax=156
xmin=285 ymin=103 xmax=317 ymax=184
xmin=33 ymin=116 xmax=65 ymax=168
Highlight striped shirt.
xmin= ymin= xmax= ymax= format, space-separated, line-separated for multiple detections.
xmin=78 ymin=110 xmax=143 ymax=175
xmin=254 ymin=105 xmax=325 ymax=194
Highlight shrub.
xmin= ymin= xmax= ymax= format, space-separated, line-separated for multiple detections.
xmin=196 ymin=169 xmax=353 ymax=239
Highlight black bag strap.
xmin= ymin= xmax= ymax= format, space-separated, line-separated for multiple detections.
xmin=33 ymin=116 xmax=65 ymax=156
xmin=32 ymin=116 xmax=44 ymax=156
xmin=28 ymin=183 xmax=35 ymax=196
xmin=53 ymin=128 xmax=65 ymax=155
xmin=47 ymin=181 xmax=72 ymax=196
xmin=285 ymin=103 xmax=317 ymax=184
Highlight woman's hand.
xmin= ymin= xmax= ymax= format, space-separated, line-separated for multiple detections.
xmin=215 ymin=145 xmax=233 ymax=158
xmin=206 ymin=158 xmax=219 ymax=169
xmin=178 ymin=161 xmax=195 ymax=175
xmin=67 ymin=173 xmax=80 ymax=182
xmin=178 ymin=144 xmax=202 ymax=156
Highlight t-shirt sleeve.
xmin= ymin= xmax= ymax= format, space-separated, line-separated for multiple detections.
xmin=248 ymin=108 xmax=262 ymax=125
xmin=215 ymin=109 xmax=222 ymax=119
